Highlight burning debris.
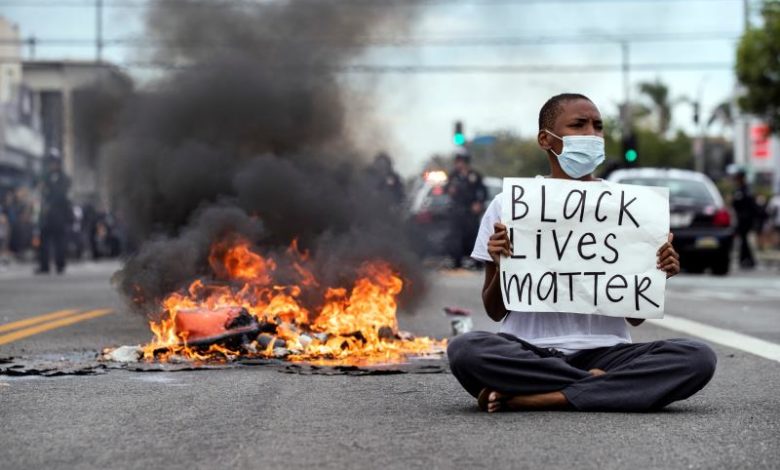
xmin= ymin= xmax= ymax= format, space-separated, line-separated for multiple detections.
xmin=169 ymin=307 xmax=261 ymax=350
xmin=107 ymin=237 xmax=445 ymax=365
xmin=103 ymin=345 xmax=142 ymax=363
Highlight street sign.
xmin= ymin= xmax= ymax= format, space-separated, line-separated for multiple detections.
xmin=751 ymin=124 xmax=770 ymax=160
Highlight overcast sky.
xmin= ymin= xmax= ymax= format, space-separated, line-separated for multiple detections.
xmin=1 ymin=0 xmax=747 ymax=175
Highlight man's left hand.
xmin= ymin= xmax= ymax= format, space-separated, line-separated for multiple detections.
xmin=657 ymin=233 xmax=680 ymax=279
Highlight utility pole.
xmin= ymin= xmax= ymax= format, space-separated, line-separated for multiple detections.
xmin=95 ymin=0 xmax=103 ymax=63
xmin=620 ymin=41 xmax=633 ymax=163
xmin=28 ymin=36 xmax=36 ymax=60
xmin=622 ymin=41 xmax=630 ymax=110
xmin=738 ymin=0 xmax=751 ymax=168
xmin=694 ymin=79 xmax=708 ymax=173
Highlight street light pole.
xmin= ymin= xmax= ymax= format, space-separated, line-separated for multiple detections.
xmin=694 ymin=76 xmax=709 ymax=173
xmin=739 ymin=0 xmax=751 ymax=168
xmin=28 ymin=36 xmax=36 ymax=60
xmin=622 ymin=41 xmax=630 ymax=114
xmin=620 ymin=41 xmax=633 ymax=162
xmin=95 ymin=0 xmax=103 ymax=63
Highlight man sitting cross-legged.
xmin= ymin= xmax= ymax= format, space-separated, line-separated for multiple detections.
xmin=447 ymin=93 xmax=716 ymax=412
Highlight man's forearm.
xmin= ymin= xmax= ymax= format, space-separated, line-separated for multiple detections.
xmin=482 ymin=265 xmax=508 ymax=322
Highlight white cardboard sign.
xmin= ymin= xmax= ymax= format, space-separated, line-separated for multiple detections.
xmin=499 ymin=177 xmax=670 ymax=319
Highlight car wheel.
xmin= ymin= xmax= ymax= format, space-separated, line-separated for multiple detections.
xmin=711 ymin=254 xmax=731 ymax=276
xmin=684 ymin=261 xmax=705 ymax=274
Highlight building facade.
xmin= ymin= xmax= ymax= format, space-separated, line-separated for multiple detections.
xmin=0 ymin=16 xmax=45 ymax=196
xmin=22 ymin=60 xmax=132 ymax=208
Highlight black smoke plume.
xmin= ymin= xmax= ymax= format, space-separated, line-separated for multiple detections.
xmin=109 ymin=0 xmax=425 ymax=318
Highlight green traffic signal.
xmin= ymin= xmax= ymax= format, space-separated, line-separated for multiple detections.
xmin=453 ymin=120 xmax=465 ymax=145
xmin=625 ymin=149 xmax=638 ymax=162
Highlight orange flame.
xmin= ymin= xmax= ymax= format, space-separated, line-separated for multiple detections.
xmin=141 ymin=238 xmax=444 ymax=364
xmin=209 ymin=238 xmax=276 ymax=284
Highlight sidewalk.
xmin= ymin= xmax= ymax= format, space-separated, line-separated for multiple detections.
xmin=756 ymin=248 xmax=780 ymax=267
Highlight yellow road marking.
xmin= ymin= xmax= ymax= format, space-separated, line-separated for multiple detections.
xmin=0 ymin=309 xmax=114 ymax=346
xmin=0 ymin=309 xmax=80 ymax=333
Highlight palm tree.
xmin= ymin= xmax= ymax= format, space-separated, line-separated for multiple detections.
xmin=638 ymin=79 xmax=673 ymax=135
xmin=707 ymin=101 xmax=734 ymax=130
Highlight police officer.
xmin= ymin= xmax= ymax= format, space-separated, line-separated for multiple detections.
xmin=732 ymin=170 xmax=756 ymax=269
xmin=36 ymin=149 xmax=72 ymax=274
xmin=367 ymin=152 xmax=404 ymax=207
xmin=445 ymin=151 xmax=486 ymax=269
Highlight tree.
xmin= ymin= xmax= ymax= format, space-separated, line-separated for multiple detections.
xmin=634 ymin=128 xmax=694 ymax=169
xmin=637 ymin=79 xmax=681 ymax=135
xmin=707 ymin=100 xmax=734 ymax=131
xmin=468 ymin=131 xmax=550 ymax=177
xmin=736 ymin=0 xmax=780 ymax=133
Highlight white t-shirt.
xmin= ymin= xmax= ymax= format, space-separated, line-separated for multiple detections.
xmin=471 ymin=192 xmax=632 ymax=355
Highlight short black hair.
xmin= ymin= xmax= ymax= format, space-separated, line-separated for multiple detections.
xmin=538 ymin=93 xmax=592 ymax=131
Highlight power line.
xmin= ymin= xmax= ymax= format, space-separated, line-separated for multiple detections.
xmin=0 ymin=31 xmax=741 ymax=49
xmin=7 ymin=58 xmax=731 ymax=73
xmin=338 ymin=62 xmax=734 ymax=73
xmin=0 ymin=0 xmax=752 ymax=7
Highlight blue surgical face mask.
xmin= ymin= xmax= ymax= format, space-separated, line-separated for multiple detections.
xmin=544 ymin=130 xmax=606 ymax=178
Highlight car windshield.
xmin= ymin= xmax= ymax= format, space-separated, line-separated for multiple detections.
xmin=619 ymin=177 xmax=714 ymax=205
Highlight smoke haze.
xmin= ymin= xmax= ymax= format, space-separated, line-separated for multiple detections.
xmin=110 ymin=0 xmax=425 ymax=317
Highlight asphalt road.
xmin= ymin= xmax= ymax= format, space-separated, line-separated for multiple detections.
xmin=0 ymin=261 xmax=778 ymax=469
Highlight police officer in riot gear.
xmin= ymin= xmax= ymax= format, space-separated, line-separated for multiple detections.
xmin=445 ymin=151 xmax=486 ymax=269
xmin=367 ymin=152 xmax=405 ymax=207
xmin=36 ymin=149 xmax=72 ymax=274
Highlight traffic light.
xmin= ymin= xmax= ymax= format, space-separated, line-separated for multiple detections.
xmin=622 ymin=132 xmax=638 ymax=164
xmin=453 ymin=121 xmax=465 ymax=146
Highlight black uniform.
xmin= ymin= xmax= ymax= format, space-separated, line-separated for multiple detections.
xmin=732 ymin=182 xmax=756 ymax=268
xmin=368 ymin=167 xmax=404 ymax=207
xmin=38 ymin=168 xmax=72 ymax=273
xmin=446 ymin=169 xmax=487 ymax=268
xmin=366 ymin=154 xmax=405 ymax=207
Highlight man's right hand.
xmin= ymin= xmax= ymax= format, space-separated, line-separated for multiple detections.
xmin=487 ymin=222 xmax=513 ymax=265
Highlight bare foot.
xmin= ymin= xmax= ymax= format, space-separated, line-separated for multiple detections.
xmin=477 ymin=388 xmax=569 ymax=413
xmin=589 ymin=368 xmax=606 ymax=377
xmin=477 ymin=388 xmax=498 ymax=412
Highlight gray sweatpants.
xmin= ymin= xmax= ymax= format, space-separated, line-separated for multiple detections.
xmin=447 ymin=331 xmax=717 ymax=411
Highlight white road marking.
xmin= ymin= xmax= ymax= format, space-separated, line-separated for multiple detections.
xmin=667 ymin=287 xmax=780 ymax=301
xmin=668 ymin=273 xmax=780 ymax=290
xmin=668 ymin=291 xmax=743 ymax=301
xmin=131 ymin=374 xmax=190 ymax=386
xmin=649 ymin=315 xmax=780 ymax=363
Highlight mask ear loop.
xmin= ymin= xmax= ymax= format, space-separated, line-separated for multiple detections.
xmin=544 ymin=129 xmax=563 ymax=157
